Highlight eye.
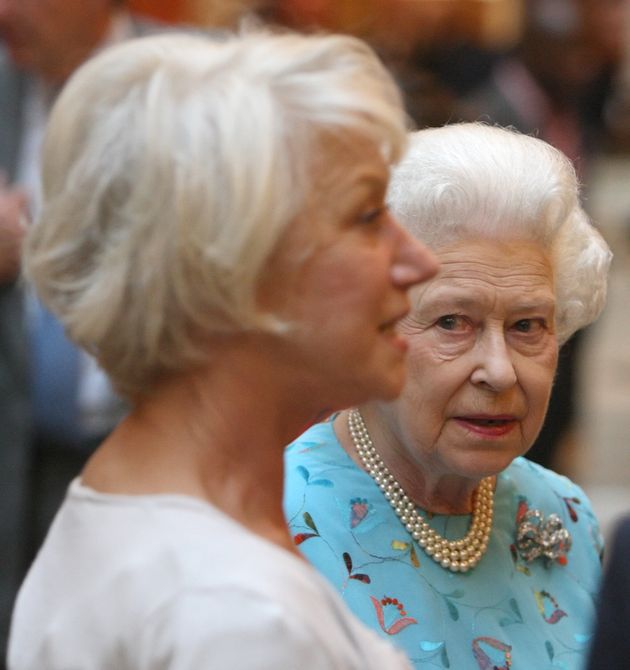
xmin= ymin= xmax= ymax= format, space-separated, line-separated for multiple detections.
xmin=512 ymin=318 xmax=546 ymax=334
xmin=357 ymin=203 xmax=389 ymax=226
xmin=513 ymin=319 xmax=541 ymax=333
xmin=436 ymin=314 xmax=468 ymax=332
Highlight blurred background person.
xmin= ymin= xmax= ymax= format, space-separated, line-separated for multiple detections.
xmin=0 ymin=0 xmax=169 ymax=661
xmin=9 ymin=30 xmax=436 ymax=668
xmin=586 ymin=515 xmax=630 ymax=669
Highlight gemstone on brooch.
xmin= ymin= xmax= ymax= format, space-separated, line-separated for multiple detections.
xmin=515 ymin=509 xmax=572 ymax=565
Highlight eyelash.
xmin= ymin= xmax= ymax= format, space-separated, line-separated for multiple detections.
xmin=436 ymin=316 xmax=548 ymax=335
xmin=436 ymin=314 xmax=468 ymax=331
xmin=358 ymin=204 xmax=389 ymax=225
xmin=512 ymin=318 xmax=547 ymax=333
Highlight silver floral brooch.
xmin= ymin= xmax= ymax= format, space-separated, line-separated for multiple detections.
xmin=516 ymin=509 xmax=572 ymax=565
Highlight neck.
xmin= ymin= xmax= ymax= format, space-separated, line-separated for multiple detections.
xmin=336 ymin=407 xmax=484 ymax=514
xmin=82 ymin=334 xmax=323 ymax=553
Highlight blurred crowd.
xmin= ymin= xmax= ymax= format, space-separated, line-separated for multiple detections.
xmin=1 ymin=0 xmax=629 ymax=664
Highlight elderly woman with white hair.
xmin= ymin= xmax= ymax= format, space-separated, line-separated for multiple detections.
xmin=7 ymin=32 xmax=439 ymax=669
xmin=285 ymin=123 xmax=612 ymax=670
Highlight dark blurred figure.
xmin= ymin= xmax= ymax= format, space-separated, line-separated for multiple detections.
xmin=586 ymin=515 xmax=630 ymax=669
xmin=461 ymin=0 xmax=625 ymax=472
xmin=0 ymin=0 xmax=161 ymax=661
xmin=259 ymin=0 xmax=466 ymax=128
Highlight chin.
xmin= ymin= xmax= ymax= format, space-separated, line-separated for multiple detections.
xmin=363 ymin=371 xmax=406 ymax=405
xmin=451 ymin=449 xmax=521 ymax=480
xmin=332 ymin=372 xmax=404 ymax=411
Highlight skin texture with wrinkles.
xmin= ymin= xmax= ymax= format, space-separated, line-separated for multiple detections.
xmin=345 ymin=238 xmax=558 ymax=514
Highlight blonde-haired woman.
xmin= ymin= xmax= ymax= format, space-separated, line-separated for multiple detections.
xmin=8 ymin=32 xmax=437 ymax=669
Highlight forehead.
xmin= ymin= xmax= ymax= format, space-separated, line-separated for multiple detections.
xmin=414 ymin=238 xmax=555 ymax=310
xmin=311 ymin=133 xmax=389 ymax=194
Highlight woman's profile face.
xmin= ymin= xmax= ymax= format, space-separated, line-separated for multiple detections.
xmin=258 ymin=137 xmax=438 ymax=412
xmin=378 ymin=238 xmax=558 ymax=480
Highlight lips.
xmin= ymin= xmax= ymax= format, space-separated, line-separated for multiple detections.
xmin=454 ymin=415 xmax=517 ymax=437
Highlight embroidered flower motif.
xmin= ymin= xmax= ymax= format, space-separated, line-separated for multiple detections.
xmin=293 ymin=511 xmax=320 ymax=545
xmin=296 ymin=465 xmax=333 ymax=487
xmin=562 ymin=495 xmax=581 ymax=522
xmin=391 ymin=539 xmax=420 ymax=568
xmin=534 ymin=590 xmax=568 ymax=624
xmin=370 ymin=595 xmax=418 ymax=635
xmin=342 ymin=552 xmax=371 ymax=584
xmin=349 ymin=497 xmax=370 ymax=528
xmin=516 ymin=508 xmax=572 ymax=565
xmin=472 ymin=636 xmax=512 ymax=669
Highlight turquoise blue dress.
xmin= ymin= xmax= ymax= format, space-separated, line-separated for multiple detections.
xmin=284 ymin=420 xmax=603 ymax=670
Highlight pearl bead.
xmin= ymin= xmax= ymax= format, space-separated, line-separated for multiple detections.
xmin=347 ymin=409 xmax=494 ymax=575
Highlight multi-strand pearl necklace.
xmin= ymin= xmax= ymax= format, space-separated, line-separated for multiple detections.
xmin=348 ymin=408 xmax=494 ymax=573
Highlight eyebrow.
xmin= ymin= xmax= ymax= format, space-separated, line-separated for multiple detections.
xmin=355 ymin=172 xmax=388 ymax=192
xmin=423 ymin=291 xmax=555 ymax=313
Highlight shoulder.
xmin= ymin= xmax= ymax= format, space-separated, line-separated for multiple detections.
xmin=286 ymin=419 xmax=340 ymax=456
xmin=503 ymin=457 xmax=603 ymax=560
xmin=285 ymin=419 xmax=347 ymax=485
xmin=506 ymin=456 xmax=591 ymax=502
xmin=136 ymin=582 xmax=410 ymax=670
xmin=135 ymin=582 xmax=331 ymax=668
xmin=17 ymin=493 xmax=410 ymax=669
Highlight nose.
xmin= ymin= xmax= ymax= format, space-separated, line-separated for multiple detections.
xmin=470 ymin=328 xmax=517 ymax=392
xmin=389 ymin=218 xmax=439 ymax=289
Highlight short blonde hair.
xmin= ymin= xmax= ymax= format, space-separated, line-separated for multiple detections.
xmin=24 ymin=31 xmax=407 ymax=397
xmin=387 ymin=123 xmax=612 ymax=343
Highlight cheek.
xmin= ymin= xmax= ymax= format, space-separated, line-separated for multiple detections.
xmin=520 ymin=359 xmax=557 ymax=418
xmin=398 ymin=358 xmax=452 ymax=432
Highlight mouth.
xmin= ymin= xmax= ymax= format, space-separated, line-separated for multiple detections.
xmin=454 ymin=415 xmax=517 ymax=437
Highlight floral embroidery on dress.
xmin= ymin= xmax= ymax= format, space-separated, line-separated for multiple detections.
xmin=293 ymin=511 xmax=320 ymax=545
xmin=471 ymin=636 xmax=512 ymax=669
xmin=562 ymin=496 xmax=581 ymax=522
xmin=370 ymin=595 xmax=418 ymax=635
xmin=349 ymin=497 xmax=371 ymax=528
xmin=534 ymin=590 xmax=568 ymax=624
xmin=342 ymin=551 xmax=371 ymax=584
xmin=284 ymin=425 xmax=603 ymax=670
xmin=391 ymin=539 xmax=421 ymax=568
xmin=418 ymin=640 xmax=451 ymax=668
xmin=296 ymin=465 xmax=333 ymax=488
